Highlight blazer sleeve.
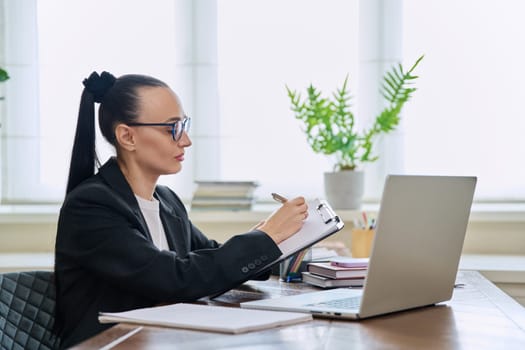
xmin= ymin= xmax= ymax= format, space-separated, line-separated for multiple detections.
xmin=159 ymin=187 xmax=274 ymax=281
xmin=56 ymin=184 xmax=282 ymax=303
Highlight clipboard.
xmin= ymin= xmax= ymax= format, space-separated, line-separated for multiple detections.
xmin=208 ymin=198 xmax=344 ymax=299
xmin=259 ymin=198 xmax=345 ymax=273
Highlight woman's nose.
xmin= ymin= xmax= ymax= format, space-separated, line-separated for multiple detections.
xmin=177 ymin=131 xmax=192 ymax=147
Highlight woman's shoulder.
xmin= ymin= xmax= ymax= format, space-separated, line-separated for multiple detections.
xmin=62 ymin=174 xmax=126 ymax=209
xmin=66 ymin=174 xmax=107 ymax=194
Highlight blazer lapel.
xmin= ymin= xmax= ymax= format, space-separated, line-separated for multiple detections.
xmin=158 ymin=199 xmax=190 ymax=256
xmin=97 ymin=157 xmax=189 ymax=254
xmin=97 ymin=157 xmax=153 ymax=242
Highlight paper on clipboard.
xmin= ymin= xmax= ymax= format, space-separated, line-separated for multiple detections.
xmin=263 ymin=198 xmax=344 ymax=270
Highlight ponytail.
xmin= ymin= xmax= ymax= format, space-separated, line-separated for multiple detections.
xmin=65 ymin=71 xmax=167 ymax=194
xmin=66 ymin=72 xmax=116 ymax=194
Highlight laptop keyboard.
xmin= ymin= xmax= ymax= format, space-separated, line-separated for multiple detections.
xmin=306 ymin=296 xmax=361 ymax=310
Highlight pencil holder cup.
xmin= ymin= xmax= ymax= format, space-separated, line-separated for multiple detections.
xmin=279 ymin=248 xmax=312 ymax=282
xmin=351 ymin=228 xmax=375 ymax=258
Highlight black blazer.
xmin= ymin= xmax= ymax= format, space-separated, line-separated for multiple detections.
xmin=54 ymin=158 xmax=281 ymax=348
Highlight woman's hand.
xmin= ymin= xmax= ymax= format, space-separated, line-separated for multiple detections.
xmin=258 ymin=196 xmax=308 ymax=244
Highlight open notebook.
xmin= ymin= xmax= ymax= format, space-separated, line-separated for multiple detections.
xmin=99 ymin=303 xmax=312 ymax=334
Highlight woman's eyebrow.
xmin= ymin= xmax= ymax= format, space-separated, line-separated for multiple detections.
xmin=164 ymin=116 xmax=183 ymax=123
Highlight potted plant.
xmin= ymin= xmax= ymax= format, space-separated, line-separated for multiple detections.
xmin=286 ymin=55 xmax=423 ymax=209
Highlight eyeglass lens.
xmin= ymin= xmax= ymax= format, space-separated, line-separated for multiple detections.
xmin=172 ymin=118 xmax=191 ymax=141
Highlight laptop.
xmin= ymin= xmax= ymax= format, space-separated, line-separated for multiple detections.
xmin=241 ymin=175 xmax=477 ymax=320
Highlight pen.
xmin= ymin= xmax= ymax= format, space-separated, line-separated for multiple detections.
xmin=271 ymin=192 xmax=288 ymax=204
xmin=362 ymin=211 xmax=368 ymax=229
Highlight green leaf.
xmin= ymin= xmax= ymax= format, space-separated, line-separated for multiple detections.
xmin=0 ymin=68 xmax=9 ymax=82
xmin=284 ymin=54 xmax=423 ymax=170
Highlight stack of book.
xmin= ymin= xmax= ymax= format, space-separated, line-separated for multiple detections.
xmin=302 ymin=257 xmax=368 ymax=288
xmin=191 ymin=180 xmax=259 ymax=211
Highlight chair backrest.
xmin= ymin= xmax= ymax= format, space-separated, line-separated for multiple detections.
xmin=0 ymin=271 xmax=61 ymax=350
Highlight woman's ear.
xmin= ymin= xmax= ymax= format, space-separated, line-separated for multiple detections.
xmin=115 ymin=124 xmax=136 ymax=151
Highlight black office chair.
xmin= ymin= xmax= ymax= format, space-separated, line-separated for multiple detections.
xmin=0 ymin=271 xmax=61 ymax=350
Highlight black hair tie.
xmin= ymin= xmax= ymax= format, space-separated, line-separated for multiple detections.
xmin=82 ymin=71 xmax=117 ymax=103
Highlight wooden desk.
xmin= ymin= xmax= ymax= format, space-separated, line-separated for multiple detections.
xmin=72 ymin=271 xmax=525 ymax=349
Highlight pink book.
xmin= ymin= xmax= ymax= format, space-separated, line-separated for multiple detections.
xmin=307 ymin=262 xmax=368 ymax=279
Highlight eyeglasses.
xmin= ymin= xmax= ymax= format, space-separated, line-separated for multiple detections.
xmin=127 ymin=116 xmax=191 ymax=141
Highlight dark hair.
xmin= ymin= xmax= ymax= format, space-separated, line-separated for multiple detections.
xmin=66 ymin=72 xmax=168 ymax=194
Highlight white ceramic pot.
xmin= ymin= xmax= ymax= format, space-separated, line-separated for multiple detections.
xmin=324 ymin=170 xmax=365 ymax=209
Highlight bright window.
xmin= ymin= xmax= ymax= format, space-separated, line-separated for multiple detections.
xmin=402 ymin=0 xmax=525 ymax=201
xmin=2 ymin=0 xmax=524 ymax=204
xmin=2 ymin=0 xmax=187 ymax=202
xmin=217 ymin=0 xmax=359 ymax=200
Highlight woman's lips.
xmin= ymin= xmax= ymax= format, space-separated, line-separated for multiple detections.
xmin=175 ymin=153 xmax=185 ymax=161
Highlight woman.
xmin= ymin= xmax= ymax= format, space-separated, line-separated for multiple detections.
xmin=54 ymin=71 xmax=308 ymax=348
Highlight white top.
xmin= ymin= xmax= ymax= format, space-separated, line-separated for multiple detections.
xmin=135 ymin=195 xmax=170 ymax=251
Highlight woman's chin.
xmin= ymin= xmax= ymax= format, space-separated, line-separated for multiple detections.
xmin=166 ymin=164 xmax=183 ymax=175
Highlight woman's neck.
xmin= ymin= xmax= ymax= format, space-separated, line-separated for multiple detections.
xmin=117 ymin=158 xmax=159 ymax=200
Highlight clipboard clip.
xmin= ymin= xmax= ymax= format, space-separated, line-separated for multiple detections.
xmin=316 ymin=199 xmax=340 ymax=224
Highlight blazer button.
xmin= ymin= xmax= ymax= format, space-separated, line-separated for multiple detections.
xmin=261 ymin=255 xmax=268 ymax=261
xmin=254 ymin=259 xmax=262 ymax=266
xmin=241 ymin=266 xmax=249 ymax=273
xmin=248 ymin=263 xmax=256 ymax=269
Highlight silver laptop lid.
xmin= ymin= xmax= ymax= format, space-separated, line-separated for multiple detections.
xmin=358 ymin=175 xmax=476 ymax=318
